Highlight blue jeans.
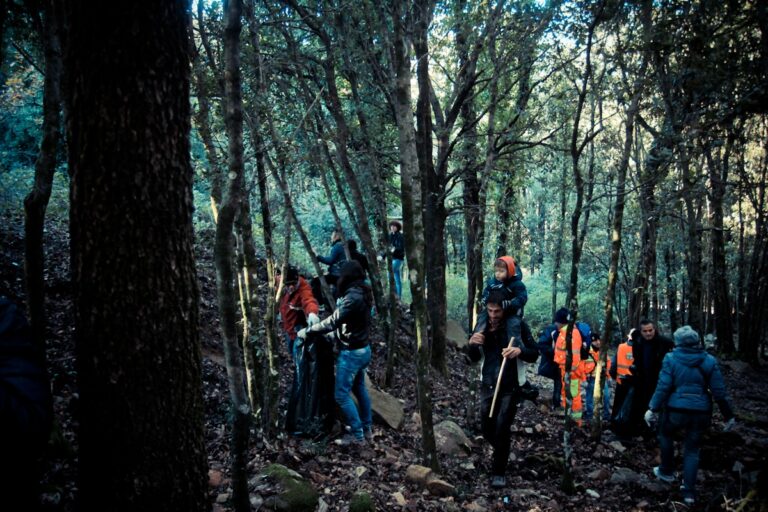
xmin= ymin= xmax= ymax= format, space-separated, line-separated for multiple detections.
xmin=335 ymin=346 xmax=372 ymax=439
xmin=658 ymin=409 xmax=710 ymax=500
xmin=392 ymin=259 xmax=404 ymax=298
xmin=584 ymin=376 xmax=612 ymax=421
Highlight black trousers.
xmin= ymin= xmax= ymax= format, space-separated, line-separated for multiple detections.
xmin=480 ymin=385 xmax=519 ymax=476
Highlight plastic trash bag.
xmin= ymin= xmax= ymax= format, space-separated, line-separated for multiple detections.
xmin=285 ymin=332 xmax=335 ymax=438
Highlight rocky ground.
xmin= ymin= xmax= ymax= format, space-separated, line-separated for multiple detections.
xmin=2 ymin=211 xmax=768 ymax=511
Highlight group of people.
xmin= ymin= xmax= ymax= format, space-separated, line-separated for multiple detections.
xmin=467 ymin=255 xmax=735 ymax=505
xmin=279 ymin=221 xmax=406 ymax=446
xmin=282 ymin=232 xmax=735 ymax=506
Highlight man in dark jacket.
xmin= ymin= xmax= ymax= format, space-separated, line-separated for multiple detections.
xmin=312 ymin=229 xmax=348 ymax=305
xmin=299 ymin=261 xmax=373 ymax=446
xmin=468 ymin=290 xmax=539 ymax=489
xmin=388 ymin=221 xmax=405 ymax=298
xmin=629 ymin=319 xmax=674 ymax=437
xmin=537 ymin=308 xmax=568 ymax=409
xmin=645 ymin=325 xmax=735 ymax=506
xmin=0 ymin=297 xmax=53 ymax=509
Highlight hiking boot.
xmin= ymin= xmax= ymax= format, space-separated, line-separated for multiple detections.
xmin=653 ymin=466 xmax=675 ymax=483
xmin=335 ymin=434 xmax=366 ymax=447
xmin=490 ymin=475 xmax=505 ymax=488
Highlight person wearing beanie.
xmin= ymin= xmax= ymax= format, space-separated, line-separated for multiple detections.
xmin=537 ymin=307 xmax=570 ymax=409
xmin=278 ymin=266 xmax=320 ymax=356
xmin=644 ymin=325 xmax=736 ymax=505
xmin=298 ymin=261 xmax=374 ymax=446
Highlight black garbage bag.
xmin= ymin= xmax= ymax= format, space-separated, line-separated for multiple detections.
xmin=285 ymin=332 xmax=335 ymax=438
xmin=611 ymin=386 xmax=635 ymax=437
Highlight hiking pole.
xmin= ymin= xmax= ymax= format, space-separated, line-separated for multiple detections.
xmin=489 ymin=337 xmax=515 ymax=418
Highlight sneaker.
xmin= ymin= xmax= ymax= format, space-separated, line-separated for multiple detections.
xmin=335 ymin=434 xmax=366 ymax=446
xmin=490 ymin=475 xmax=505 ymax=488
xmin=653 ymin=466 xmax=675 ymax=483
xmin=364 ymin=428 xmax=373 ymax=442
xmin=680 ymin=485 xmax=695 ymax=505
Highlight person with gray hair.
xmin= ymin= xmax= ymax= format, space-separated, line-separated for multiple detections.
xmin=644 ymin=325 xmax=736 ymax=506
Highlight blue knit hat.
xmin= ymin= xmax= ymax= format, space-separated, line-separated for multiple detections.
xmin=673 ymin=325 xmax=700 ymax=347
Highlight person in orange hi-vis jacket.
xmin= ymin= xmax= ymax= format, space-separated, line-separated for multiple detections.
xmin=553 ymin=308 xmax=584 ymax=426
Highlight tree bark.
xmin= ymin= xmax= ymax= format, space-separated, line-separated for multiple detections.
xmin=24 ymin=0 xmax=62 ymax=350
xmin=680 ymin=148 xmax=704 ymax=332
xmin=705 ymin=133 xmax=736 ymax=353
xmin=391 ymin=0 xmax=439 ymax=471
xmin=413 ymin=0 xmax=448 ymax=375
xmin=63 ymin=3 xmax=208 ymax=508
xmin=216 ymin=1 xmax=251 ymax=509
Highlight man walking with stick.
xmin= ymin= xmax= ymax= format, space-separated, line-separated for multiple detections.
xmin=467 ymin=291 xmax=539 ymax=488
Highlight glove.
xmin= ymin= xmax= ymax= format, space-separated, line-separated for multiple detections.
xmin=644 ymin=410 xmax=658 ymax=428
xmin=723 ymin=417 xmax=736 ymax=432
xmin=307 ymin=313 xmax=320 ymax=326
xmin=502 ymin=299 xmax=513 ymax=310
xmin=296 ymin=327 xmax=308 ymax=339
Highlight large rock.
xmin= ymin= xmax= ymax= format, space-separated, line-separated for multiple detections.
xmin=426 ymin=478 xmax=456 ymax=497
xmin=365 ymin=374 xmax=404 ymax=429
xmin=259 ymin=463 xmax=318 ymax=512
xmin=446 ymin=319 xmax=469 ymax=349
xmin=405 ymin=465 xmax=434 ymax=485
xmin=434 ymin=420 xmax=473 ymax=457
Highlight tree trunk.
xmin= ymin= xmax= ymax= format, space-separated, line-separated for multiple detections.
xmin=551 ymin=159 xmax=567 ymax=316
xmin=680 ymin=149 xmax=704 ymax=333
xmin=628 ymin=118 xmax=674 ymax=327
xmin=664 ymin=246 xmax=679 ymax=332
xmin=595 ymin=60 xmax=645 ymax=437
xmin=216 ymin=1 xmax=251 ymax=509
xmin=24 ymin=0 xmax=62 ymax=350
xmin=705 ymin=134 xmax=736 ymax=353
xmin=392 ymin=1 xmax=439 ymax=471
xmin=244 ymin=0 xmax=280 ymax=436
xmin=413 ymin=2 xmax=447 ymax=374
xmin=560 ymin=301 xmax=578 ymax=494
xmin=63 ymin=3 xmax=208 ymax=508
xmin=192 ymin=0 xmax=223 ymax=213
xmin=565 ymin=16 xmax=599 ymax=306
xmin=342 ymin=65 xmax=400 ymax=388
xmin=737 ymin=130 xmax=768 ymax=364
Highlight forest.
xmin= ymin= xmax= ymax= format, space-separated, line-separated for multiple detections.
xmin=1 ymin=0 xmax=768 ymax=511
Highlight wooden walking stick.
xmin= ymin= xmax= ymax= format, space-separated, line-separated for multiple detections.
xmin=489 ymin=337 xmax=515 ymax=418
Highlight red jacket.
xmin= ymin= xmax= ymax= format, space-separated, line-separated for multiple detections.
xmin=279 ymin=277 xmax=319 ymax=340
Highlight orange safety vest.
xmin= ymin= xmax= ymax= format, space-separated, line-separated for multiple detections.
xmin=615 ymin=341 xmax=633 ymax=383
xmin=554 ymin=326 xmax=582 ymax=369
xmin=581 ymin=348 xmax=611 ymax=377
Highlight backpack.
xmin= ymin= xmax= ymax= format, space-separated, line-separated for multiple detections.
xmin=576 ymin=322 xmax=592 ymax=359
